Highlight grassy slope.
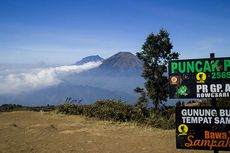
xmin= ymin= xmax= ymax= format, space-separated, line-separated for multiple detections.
xmin=0 ymin=111 xmax=220 ymax=153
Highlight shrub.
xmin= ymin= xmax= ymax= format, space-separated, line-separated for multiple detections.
xmin=57 ymin=99 xmax=175 ymax=129
xmin=145 ymin=110 xmax=175 ymax=129
xmin=0 ymin=104 xmax=23 ymax=112
xmin=84 ymin=100 xmax=134 ymax=122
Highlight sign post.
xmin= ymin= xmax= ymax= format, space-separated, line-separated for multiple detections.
xmin=176 ymin=107 xmax=230 ymax=151
xmin=210 ymin=53 xmax=218 ymax=153
xmin=169 ymin=54 xmax=230 ymax=152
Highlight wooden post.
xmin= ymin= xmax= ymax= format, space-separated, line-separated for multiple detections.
xmin=210 ymin=53 xmax=218 ymax=153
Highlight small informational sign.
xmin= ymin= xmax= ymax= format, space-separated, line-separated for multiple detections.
xmin=176 ymin=107 xmax=230 ymax=151
xmin=169 ymin=58 xmax=230 ymax=98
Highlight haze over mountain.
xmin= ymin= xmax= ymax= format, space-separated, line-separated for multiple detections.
xmin=0 ymin=83 xmax=136 ymax=106
xmin=0 ymin=52 xmax=144 ymax=105
xmin=65 ymin=52 xmax=144 ymax=93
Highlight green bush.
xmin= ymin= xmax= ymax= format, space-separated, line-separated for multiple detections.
xmin=0 ymin=104 xmax=56 ymax=112
xmin=198 ymin=98 xmax=230 ymax=107
xmin=57 ymin=102 xmax=83 ymax=115
xmin=56 ymin=99 xmax=175 ymax=129
xmin=84 ymin=100 xmax=134 ymax=122
xmin=0 ymin=104 xmax=23 ymax=112
xmin=145 ymin=110 xmax=175 ymax=129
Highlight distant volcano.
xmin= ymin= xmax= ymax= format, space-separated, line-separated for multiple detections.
xmin=99 ymin=52 xmax=142 ymax=72
xmin=74 ymin=55 xmax=104 ymax=65
xmin=0 ymin=52 xmax=144 ymax=105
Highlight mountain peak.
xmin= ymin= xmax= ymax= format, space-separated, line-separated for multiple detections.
xmin=99 ymin=52 xmax=142 ymax=71
xmin=75 ymin=55 xmax=104 ymax=65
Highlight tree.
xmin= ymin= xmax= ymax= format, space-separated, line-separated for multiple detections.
xmin=136 ymin=29 xmax=179 ymax=110
xmin=134 ymin=87 xmax=148 ymax=109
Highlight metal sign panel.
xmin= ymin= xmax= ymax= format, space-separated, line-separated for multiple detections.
xmin=169 ymin=58 xmax=230 ymax=98
xmin=176 ymin=107 xmax=230 ymax=151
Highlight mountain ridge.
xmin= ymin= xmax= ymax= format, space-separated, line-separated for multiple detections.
xmin=99 ymin=52 xmax=142 ymax=72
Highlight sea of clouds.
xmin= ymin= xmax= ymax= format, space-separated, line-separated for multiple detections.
xmin=0 ymin=61 xmax=102 ymax=95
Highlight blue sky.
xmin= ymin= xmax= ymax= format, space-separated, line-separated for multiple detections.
xmin=0 ymin=0 xmax=230 ymax=65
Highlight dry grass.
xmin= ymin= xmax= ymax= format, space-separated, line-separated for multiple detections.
xmin=0 ymin=111 xmax=223 ymax=153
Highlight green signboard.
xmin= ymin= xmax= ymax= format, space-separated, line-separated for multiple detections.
xmin=169 ymin=58 xmax=230 ymax=98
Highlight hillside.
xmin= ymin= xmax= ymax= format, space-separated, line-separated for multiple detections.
xmin=0 ymin=111 xmax=211 ymax=153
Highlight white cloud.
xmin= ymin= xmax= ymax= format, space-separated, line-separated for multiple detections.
xmin=0 ymin=61 xmax=102 ymax=95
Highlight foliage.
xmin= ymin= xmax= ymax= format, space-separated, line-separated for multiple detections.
xmin=57 ymin=99 xmax=175 ymax=129
xmin=216 ymin=98 xmax=230 ymax=107
xmin=134 ymin=87 xmax=148 ymax=109
xmin=198 ymin=98 xmax=230 ymax=107
xmin=0 ymin=104 xmax=23 ymax=112
xmin=1 ymin=96 xmax=177 ymax=130
xmin=57 ymin=99 xmax=136 ymax=122
xmin=56 ymin=97 xmax=83 ymax=115
xmin=0 ymin=104 xmax=56 ymax=112
xmin=85 ymin=100 xmax=133 ymax=121
xmin=136 ymin=29 xmax=179 ymax=110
